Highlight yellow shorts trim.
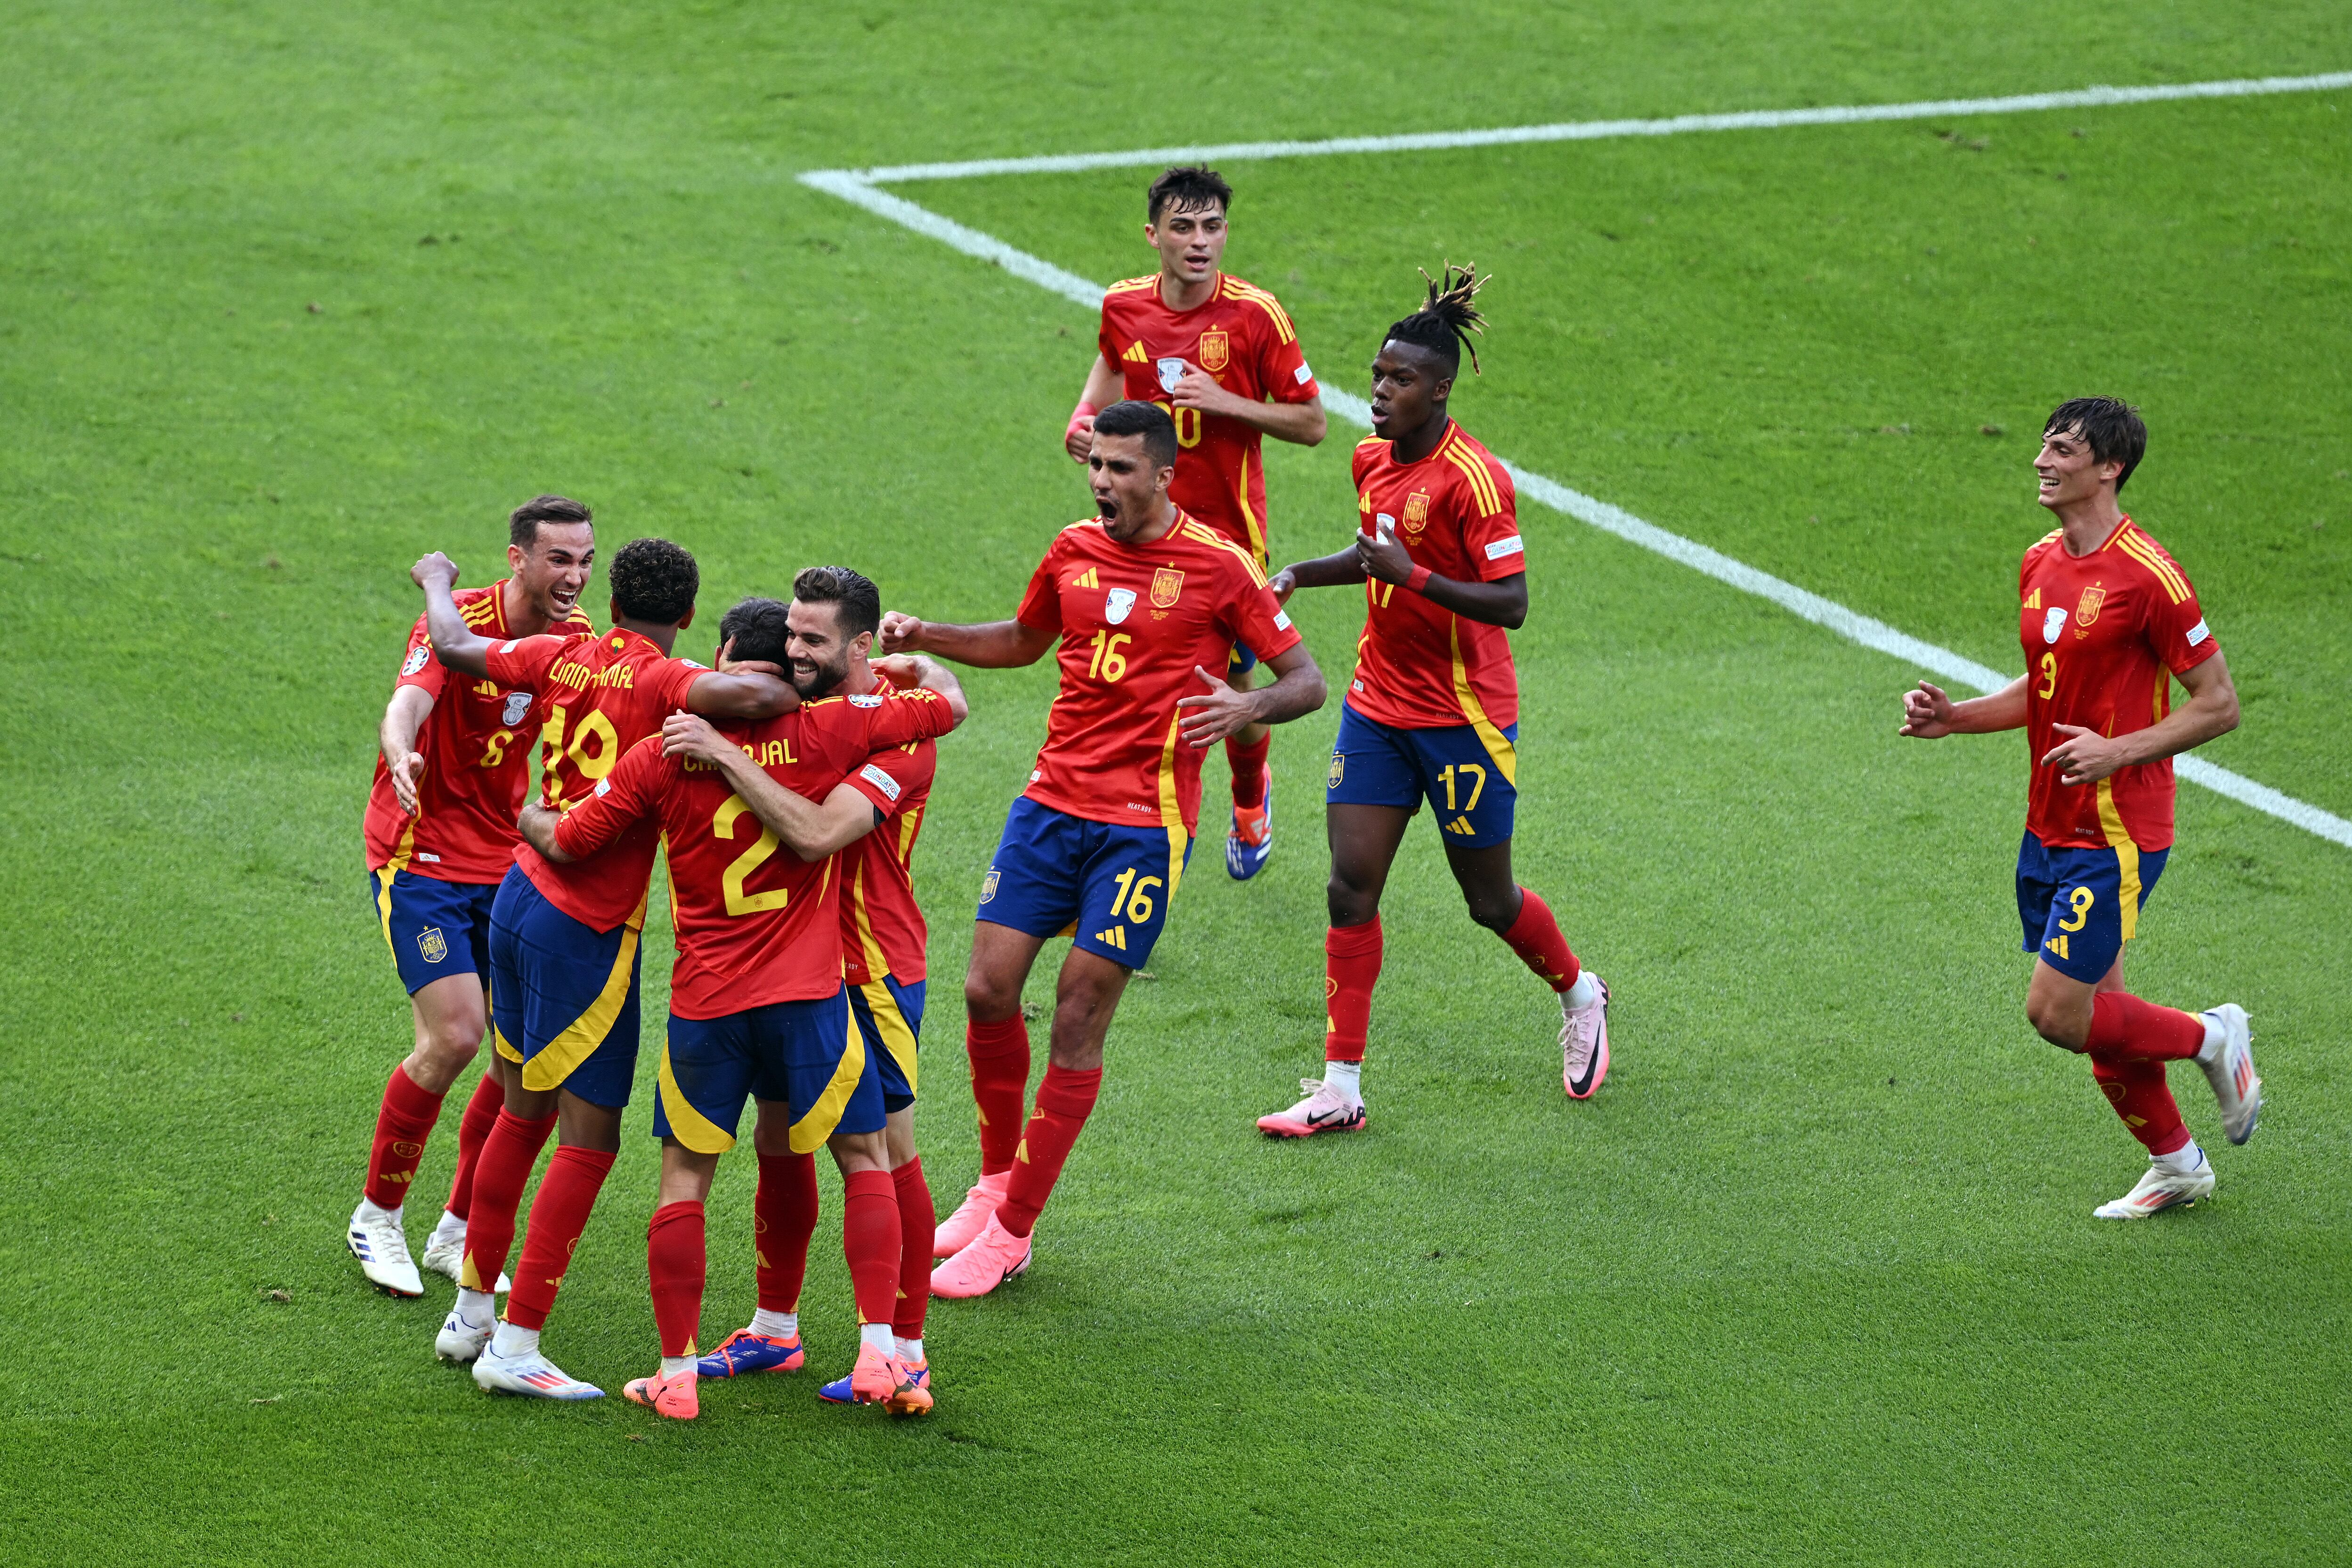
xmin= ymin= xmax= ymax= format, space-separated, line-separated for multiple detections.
xmin=2095 ymin=780 xmax=2143 ymax=942
xmin=859 ymin=978 xmax=920 ymax=1100
xmin=521 ymin=922 xmax=641 ymax=1092
xmin=657 ymin=1043 xmax=737 ymax=1155
xmin=786 ymin=1005 xmax=868 ymax=1154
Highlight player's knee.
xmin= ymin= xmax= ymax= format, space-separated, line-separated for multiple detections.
xmin=1326 ymin=875 xmax=1378 ymax=928
xmin=963 ymin=967 xmax=1022 ymax=1021
xmin=1463 ymin=890 xmax=1517 ymax=932
xmin=2025 ymin=997 xmax=2089 ymax=1052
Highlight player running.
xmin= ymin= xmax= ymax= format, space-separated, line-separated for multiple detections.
xmin=405 ymin=540 xmax=796 ymax=1396
xmin=887 ymin=399 xmax=1326 ymax=1297
xmin=531 ymin=595 xmax=963 ymax=1421
xmin=349 ymin=495 xmax=595 ymax=1299
xmin=1066 ymin=165 xmax=1327 ymax=881
xmin=1900 ymin=397 xmax=2255 ymax=1219
xmin=664 ymin=569 xmax=959 ymax=1409
xmin=1256 ymin=267 xmax=1610 ymax=1138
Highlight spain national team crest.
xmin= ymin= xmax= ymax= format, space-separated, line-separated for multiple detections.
xmin=2075 ymin=584 xmax=2106 ymax=634
xmin=1105 ymin=587 xmax=1137 ymax=625
xmin=1150 ymin=567 xmax=1185 ymax=609
xmin=417 ymin=927 xmax=448 ymax=964
xmin=1156 ymin=357 xmax=1187 ymax=393
xmin=1328 ymin=751 xmax=1345 ymax=789
xmin=980 ymin=868 xmax=1001 ymax=905
xmin=1402 ymin=491 xmax=1431 ymax=537
xmin=1197 ymin=330 xmax=1230 ymax=374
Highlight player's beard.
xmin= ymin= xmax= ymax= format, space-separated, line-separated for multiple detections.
xmin=794 ymin=650 xmax=852 ymax=698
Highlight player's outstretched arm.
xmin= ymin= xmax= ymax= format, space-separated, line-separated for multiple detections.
xmin=683 ymin=665 xmax=798 ymax=721
xmin=876 ymin=653 xmax=970 ymax=725
xmin=1898 ymin=675 xmax=2028 ymax=739
xmin=411 ymin=552 xmax=496 ymax=678
xmin=1176 ymin=642 xmax=1325 ymax=748
xmin=379 ymin=684 xmax=432 ymax=814
xmin=2040 ymin=651 xmax=2239 ymax=786
xmin=1271 ymin=547 xmax=1368 ymax=603
xmin=659 ymin=713 xmax=872 ymax=861
xmin=879 ymin=611 xmax=1055 ymax=670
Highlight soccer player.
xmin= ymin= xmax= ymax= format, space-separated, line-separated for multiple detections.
xmin=664 ymin=570 xmax=960 ymax=1407
xmin=403 ymin=540 xmax=796 ymax=1396
xmin=1900 ymin=397 xmax=2257 ymax=1219
xmin=349 ymin=495 xmax=595 ymax=1298
xmin=1255 ymin=267 xmax=1610 ymax=1138
xmin=887 ymin=399 xmax=1326 ymax=1296
xmin=1067 ymin=165 xmax=1327 ymax=881
xmin=529 ymin=596 xmax=963 ymax=1421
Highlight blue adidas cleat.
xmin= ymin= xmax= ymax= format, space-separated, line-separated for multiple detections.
xmin=1225 ymin=795 xmax=1272 ymax=880
xmin=696 ymin=1327 xmax=804 ymax=1379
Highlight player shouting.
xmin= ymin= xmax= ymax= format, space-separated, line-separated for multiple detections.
xmin=1900 ymin=398 xmax=2257 ymax=1219
xmin=889 ymin=399 xmax=1326 ymax=1297
xmin=349 ymin=496 xmax=595 ymax=1299
xmin=1067 ymin=165 xmax=1327 ymax=881
xmin=406 ymin=540 xmax=795 ymax=1396
xmin=530 ymin=595 xmax=963 ymax=1421
xmin=1257 ymin=267 xmax=1610 ymax=1139
xmin=659 ymin=569 xmax=962 ymax=1407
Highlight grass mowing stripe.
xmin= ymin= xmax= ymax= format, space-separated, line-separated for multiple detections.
xmin=797 ymin=172 xmax=2352 ymax=853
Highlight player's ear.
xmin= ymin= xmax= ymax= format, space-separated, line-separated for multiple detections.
xmin=677 ymin=604 xmax=696 ymax=631
xmin=508 ymin=541 xmax=527 ymax=575
xmin=850 ymin=629 xmax=874 ymax=659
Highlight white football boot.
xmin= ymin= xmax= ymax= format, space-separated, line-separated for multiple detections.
xmin=420 ymin=1227 xmax=510 ymax=1293
xmin=1256 ymin=1078 xmax=1367 ymax=1138
xmin=347 ymin=1202 xmax=423 ymax=1297
xmin=435 ymin=1303 xmax=495 ymax=1363
xmin=2197 ymin=1004 xmax=2261 ymax=1145
xmin=2092 ymin=1155 xmax=2215 ymax=1220
xmin=474 ymin=1343 xmax=604 ymax=1400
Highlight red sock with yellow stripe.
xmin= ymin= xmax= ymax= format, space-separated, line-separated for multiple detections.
xmin=842 ymin=1169 xmax=901 ymax=1325
xmin=441 ymin=1071 xmax=504 ymax=1223
xmin=1498 ymin=887 xmax=1580 ymax=993
xmin=461 ymin=1108 xmax=557 ymax=1292
xmin=997 ymin=1064 xmax=1102 ymax=1239
xmin=504 ymin=1145 xmax=615 ymax=1330
xmin=647 ymin=1200 xmax=706 ymax=1357
xmin=967 ymin=1016 xmax=1031 ymax=1177
xmin=754 ymin=1152 xmax=818 ymax=1314
xmin=364 ymin=1064 xmax=443 ymax=1211
xmin=892 ymin=1158 xmax=934 ymax=1341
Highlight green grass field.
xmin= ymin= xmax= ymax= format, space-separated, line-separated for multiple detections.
xmin=3 ymin=4 xmax=2348 ymax=1561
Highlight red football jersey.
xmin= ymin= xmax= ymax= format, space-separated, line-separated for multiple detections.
xmin=1015 ymin=512 xmax=1302 ymax=838
xmin=1097 ymin=271 xmax=1319 ymax=563
xmin=2018 ymin=517 xmax=2218 ymax=852
xmin=552 ymin=690 xmax=957 ymax=1019
xmin=1346 ymin=423 xmax=1526 ymax=732
xmin=482 ymin=627 xmax=710 ymax=932
xmin=837 ymin=722 xmax=937 ymax=988
xmin=362 ymin=582 xmax=593 ymax=883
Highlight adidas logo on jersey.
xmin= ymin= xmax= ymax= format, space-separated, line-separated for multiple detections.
xmin=1071 ymin=567 xmax=1100 ymax=589
xmin=1094 ymin=925 xmax=1128 ymax=950
xmin=1122 ymin=341 xmax=1148 ymax=363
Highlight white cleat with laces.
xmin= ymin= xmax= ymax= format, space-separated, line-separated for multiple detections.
xmin=348 ymin=1201 xmax=423 ymax=1298
xmin=1561 ymin=976 xmax=1611 ymax=1100
xmin=1257 ymin=1078 xmax=1367 ymax=1138
xmin=2196 ymin=1004 xmax=2260 ymax=1145
xmin=435 ymin=1306 xmax=495 ymax=1363
xmin=420 ymin=1228 xmax=511 ymax=1293
xmin=473 ymin=1344 xmax=604 ymax=1400
xmin=2092 ymin=1154 xmax=2216 ymax=1219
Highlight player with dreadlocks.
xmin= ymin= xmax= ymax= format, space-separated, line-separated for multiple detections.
xmin=1256 ymin=266 xmax=1613 ymax=1138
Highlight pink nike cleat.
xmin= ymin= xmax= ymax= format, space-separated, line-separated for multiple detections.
xmin=933 ymin=1170 xmax=1009 ymax=1257
xmin=623 ymin=1365 xmax=698 ymax=1421
xmin=848 ymin=1341 xmax=902 ymax=1404
xmin=928 ymin=1213 xmax=1033 ymax=1299
xmin=1562 ymin=976 xmax=1611 ymax=1100
xmin=1257 ymin=1077 xmax=1367 ymax=1138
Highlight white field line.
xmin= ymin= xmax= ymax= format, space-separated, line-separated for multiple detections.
xmin=798 ymin=75 xmax=2352 ymax=850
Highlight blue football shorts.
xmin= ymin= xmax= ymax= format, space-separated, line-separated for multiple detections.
xmin=977 ymin=795 xmax=1193 ymax=969
xmin=849 ymin=974 xmax=925 ymax=1114
xmin=2016 ymin=831 xmax=2169 ymax=984
xmin=655 ymin=987 xmax=884 ymax=1155
xmin=1325 ymin=702 xmax=1519 ymax=847
xmin=487 ymin=863 xmax=645 ymax=1109
xmin=369 ymin=864 xmax=498 ymax=995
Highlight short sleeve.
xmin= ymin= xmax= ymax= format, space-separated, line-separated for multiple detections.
xmin=843 ymin=741 xmax=935 ymax=820
xmin=1219 ymin=560 xmax=1304 ymax=665
xmin=482 ymin=633 xmax=576 ymax=692
xmin=553 ymin=734 xmax=662 ymax=858
xmin=1015 ymin=540 xmax=1067 ymax=634
xmin=1459 ymin=462 xmax=1525 ymax=583
xmin=2146 ymin=570 xmax=2220 ymax=677
xmin=1095 ymin=300 xmax=1119 ymax=378
xmin=646 ymin=654 xmax=709 ymax=713
xmin=393 ymin=614 xmax=448 ymax=698
xmin=863 ymin=688 xmax=957 ymax=749
xmin=1255 ymin=309 xmax=1318 ymax=406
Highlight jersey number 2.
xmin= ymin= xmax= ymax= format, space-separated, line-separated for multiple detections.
xmin=715 ymin=795 xmax=788 ymax=915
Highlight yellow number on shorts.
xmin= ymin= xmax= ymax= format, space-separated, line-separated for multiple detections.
xmin=715 ymin=794 xmax=788 ymax=915
xmin=1087 ymin=630 xmax=1131 ymax=682
xmin=2037 ymin=651 xmax=2058 ymax=699
xmin=1439 ymin=763 xmax=1487 ymax=812
xmin=2057 ymin=885 xmax=2094 ymax=933
xmin=1108 ymin=867 xmax=1161 ymax=925
xmin=479 ymin=728 xmax=514 ymax=767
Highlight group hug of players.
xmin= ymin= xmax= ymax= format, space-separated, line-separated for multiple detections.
xmin=342 ymin=165 xmax=2262 ymax=1420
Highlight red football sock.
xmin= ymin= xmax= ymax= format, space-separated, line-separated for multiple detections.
xmin=1498 ymin=886 xmax=1581 ymax=993
xmin=2086 ymin=990 xmax=2206 ymax=1061
xmin=441 ymin=1071 xmax=504 ymax=1222
xmin=892 ymin=1158 xmax=935 ymax=1342
xmin=459 ymin=1108 xmax=557 ymax=1293
xmin=1226 ymin=731 xmax=1272 ymax=809
xmin=363 ymin=1063 xmax=445 ymax=1211
xmin=842 ymin=1169 xmax=902 ymax=1325
xmin=997 ymin=1064 xmax=1102 ymax=1239
xmin=754 ymin=1152 xmax=819 ymax=1315
xmin=2091 ymin=1053 xmax=2192 ymax=1156
xmin=968 ymin=1016 xmax=1031 ymax=1177
xmin=1324 ymin=919 xmax=1383 ymax=1063
xmin=646 ymin=1200 xmax=706 ymax=1357
xmin=504 ymin=1145 xmax=616 ymax=1331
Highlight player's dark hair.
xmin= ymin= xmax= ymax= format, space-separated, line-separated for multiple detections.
xmin=718 ymin=595 xmax=792 ymax=668
xmin=1091 ymin=399 xmax=1179 ymax=469
xmin=509 ymin=493 xmax=593 ymax=548
xmin=2044 ymin=397 xmax=2148 ymax=493
xmin=1385 ymin=263 xmax=1491 ymax=376
xmin=608 ymin=537 xmax=699 ymax=626
xmin=792 ymin=564 xmax=882 ymax=641
xmin=1147 ymin=164 xmax=1233 ymax=224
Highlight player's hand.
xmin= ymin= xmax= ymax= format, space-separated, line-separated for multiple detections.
xmin=661 ymin=711 xmax=736 ymax=766
xmin=2042 ymin=723 xmax=2130 ymax=786
xmin=714 ymin=635 xmax=785 ymax=678
xmin=873 ymin=654 xmax=922 ymax=690
xmin=1354 ymin=520 xmax=1413 ymax=585
xmin=1168 ymin=365 xmax=1241 ymax=417
xmin=1064 ymin=410 xmax=1096 ymax=463
xmin=410 ymin=552 xmax=459 ymax=592
xmin=879 ymin=611 xmax=926 ymax=654
xmin=1268 ymin=566 xmax=1298 ymax=605
xmin=389 ymin=750 xmax=425 ymax=814
xmin=1898 ymin=680 xmax=1958 ymax=739
xmin=1176 ymin=664 xmax=1257 ymax=747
